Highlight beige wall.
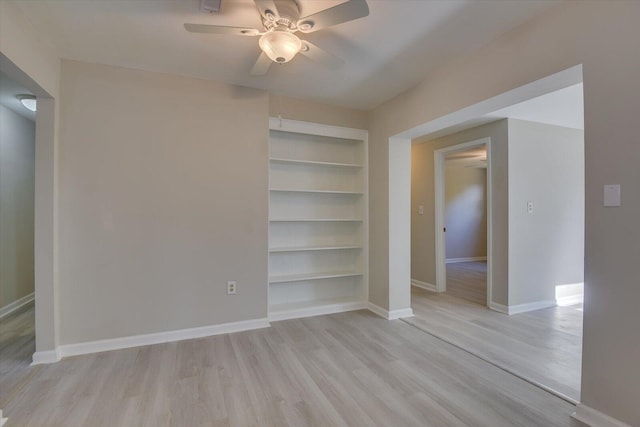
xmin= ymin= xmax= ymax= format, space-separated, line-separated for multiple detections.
xmin=444 ymin=166 xmax=487 ymax=260
xmin=410 ymin=120 xmax=508 ymax=304
xmin=57 ymin=61 xmax=270 ymax=344
xmin=0 ymin=105 xmax=35 ymax=307
xmin=371 ymin=2 xmax=640 ymax=424
xmin=55 ymin=62 xmax=367 ymax=346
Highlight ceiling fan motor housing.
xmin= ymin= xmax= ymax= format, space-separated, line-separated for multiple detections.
xmin=263 ymin=0 xmax=301 ymax=30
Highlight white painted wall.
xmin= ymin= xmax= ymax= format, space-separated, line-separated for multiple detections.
xmin=0 ymin=104 xmax=35 ymax=308
xmin=507 ymin=119 xmax=584 ymax=306
xmin=444 ymin=165 xmax=487 ymax=260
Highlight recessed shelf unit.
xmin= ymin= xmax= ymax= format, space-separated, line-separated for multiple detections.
xmin=268 ymin=118 xmax=368 ymax=321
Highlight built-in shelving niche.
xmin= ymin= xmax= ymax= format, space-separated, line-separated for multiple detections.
xmin=268 ymin=118 xmax=368 ymax=321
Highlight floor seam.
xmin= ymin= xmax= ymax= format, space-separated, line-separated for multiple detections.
xmin=399 ymin=317 xmax=579 ymax=406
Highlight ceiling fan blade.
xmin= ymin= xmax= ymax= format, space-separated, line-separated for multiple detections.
xmin=299 ymin=41 xmax=343 ymax=68
xmin=297 ymin=0 xmax=369 ymax=33
xmin=184 ymin=23 xmax=260 ymax=36
xmin=254 ymin=0 xmax=280 ymax=20
xmin=251 ymin=52 xmax=273 ymax=75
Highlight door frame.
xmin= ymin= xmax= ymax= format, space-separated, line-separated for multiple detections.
xmin=434 ymin=137 xmax=492 ymax=307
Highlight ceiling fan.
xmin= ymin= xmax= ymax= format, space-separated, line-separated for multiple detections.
xmin=184 ymin=0 xmax=369 ymax=75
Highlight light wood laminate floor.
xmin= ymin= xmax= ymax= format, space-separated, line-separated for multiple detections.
xmin=1 ymin=309 xmax=586 ymax=426
xmin=405 ymin=287 xmax=583 ymax=403
xmin=3 ymin=311 xmax=582 ymax=427
xmin=445 ymin=261 xmax=487 ymax=305
xmin=0 ymin=302 xmax=36 ymax=407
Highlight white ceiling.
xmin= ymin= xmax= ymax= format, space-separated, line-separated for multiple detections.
xmin=12 ymin=0 xmax=561 ymax=110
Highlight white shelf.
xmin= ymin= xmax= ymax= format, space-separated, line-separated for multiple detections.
xmin=269 ymin=271 xmax=362 ymax=284
xmin=269 ymin=218 xmax=363 ymax=222
xmin=269 ymin=297 xmax=367 ymax=322
xmin=270 ymin=157 xmax=363 ymax=168
xmin=268 ymin=119 xmax=368 ymax=320
xmin=269 ymin=245 xmax=362 ymax=253
xmin=270 ymin=188 xmax=363 ymax=195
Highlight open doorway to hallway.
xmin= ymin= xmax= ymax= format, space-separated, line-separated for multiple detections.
xmin=406 ymin=83 xmax=585 ymax=404
xmin=0 ymin=66 xmax=38 ymax=410
xmin=442 ymin=144 xmax=488 ymax=306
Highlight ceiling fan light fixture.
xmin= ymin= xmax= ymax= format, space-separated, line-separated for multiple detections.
xmin=259 ymin=30 xmax=302 ymax=63
xmin=298 ymin=21 xmax=313 ymax=31
xmin=17 ymin=94 xmax=37 ymax=112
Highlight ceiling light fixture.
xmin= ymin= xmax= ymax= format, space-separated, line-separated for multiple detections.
xmin=259 ymin=29 xmax=302 ymax=64
xmin=17 ymin=94 xmax=37 ymax=112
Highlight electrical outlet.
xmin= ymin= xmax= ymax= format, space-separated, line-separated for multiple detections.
xmin=227 ymin=281 xmax=237 ymax=295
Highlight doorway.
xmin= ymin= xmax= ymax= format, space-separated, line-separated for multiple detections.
xmin=0 ymin=69 xmax=37 ymax=403
xmin=393 ymin=66 xmax=585 ymax=403
xmin=434 ymin=138 xmax=491 ymax=307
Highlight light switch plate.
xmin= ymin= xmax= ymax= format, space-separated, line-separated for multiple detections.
xmin=603 ymin=184 xmax=621 ymax=207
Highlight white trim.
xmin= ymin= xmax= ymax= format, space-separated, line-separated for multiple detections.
xmin=411 ymin=279 xmax=438 ymax=292
xmin=32 ymin=318 xmax=270 ymax=364
xmin=368 ymin=302 xmax=414 ymax=320
xmin=445 ymin=257 xmax=487 ymax=264
xmin=269 ymin=301 xmax=366 ymax=322
xmin=0 ymin=292 xmax=34 ymax=319
xmin=557 ymin=294 xmax=584 ymax=307
xmin=489 ymin=302 xmax=509 ymax=314
xmin=31 ymin=348 xmax=61 ymax=365
xmin=572 ymin=403 xmax=632 ymax=427
xmin=393 ymin=65 xmax=583 ymax=141
xmin=0 ymin=409 xmax=6 ymax=427
xmin=490 ymin=300 xmax=556 ymax=315
xmin=556 ymin=282 xmax=584 ymax=306
xmin=507 ymin=300 xmax=556 ymax=314
xmin=269 ymin=117 xmax=367 ymax=140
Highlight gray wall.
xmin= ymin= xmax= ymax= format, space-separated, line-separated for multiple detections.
xmin=508 ymin=119 xmax=584 ymax=306
xmin=56 ymin=60 xmax=368 ymax=345
xmin=57 ymin=61 xmax=271 ymax=344
xmin=411 ymin=120 xmax=508 ymax=304
xmin=0 ymin=104 xmax=35 ymax=307
xmin=2 ymin=0 xmax=639 ymax=424
xmin=444 ymin=165 xmax=487 ymax=260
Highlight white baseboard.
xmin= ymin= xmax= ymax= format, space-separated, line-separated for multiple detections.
xmin=32 ymin=317 xmax=270 ymax=365
xmin=489 ymin=302 xmax=509 ymax=314
xmin=0 ymin=292 xmax=34 ymax=319
xmin=269 ymin=301 xmax=366 ymax=322
xmin=445 ymin=256 xmax=487 ymax=264
xmin=411 ymin=279 xmax=437 ymax=292
xmin=31 ymin=348 xmax=62 ymax=365
xmin=572 ymin=403 xmax=632 ymax=427
xmin=368 ymin=303 xmax=414 ymax=320
xmin=556 ymin=294 xmax=583 ymax=307
xmin=489 ymin=300 xmax=556 ymax=315
xmin=556 ymin=282 xmax=584 ymax=307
